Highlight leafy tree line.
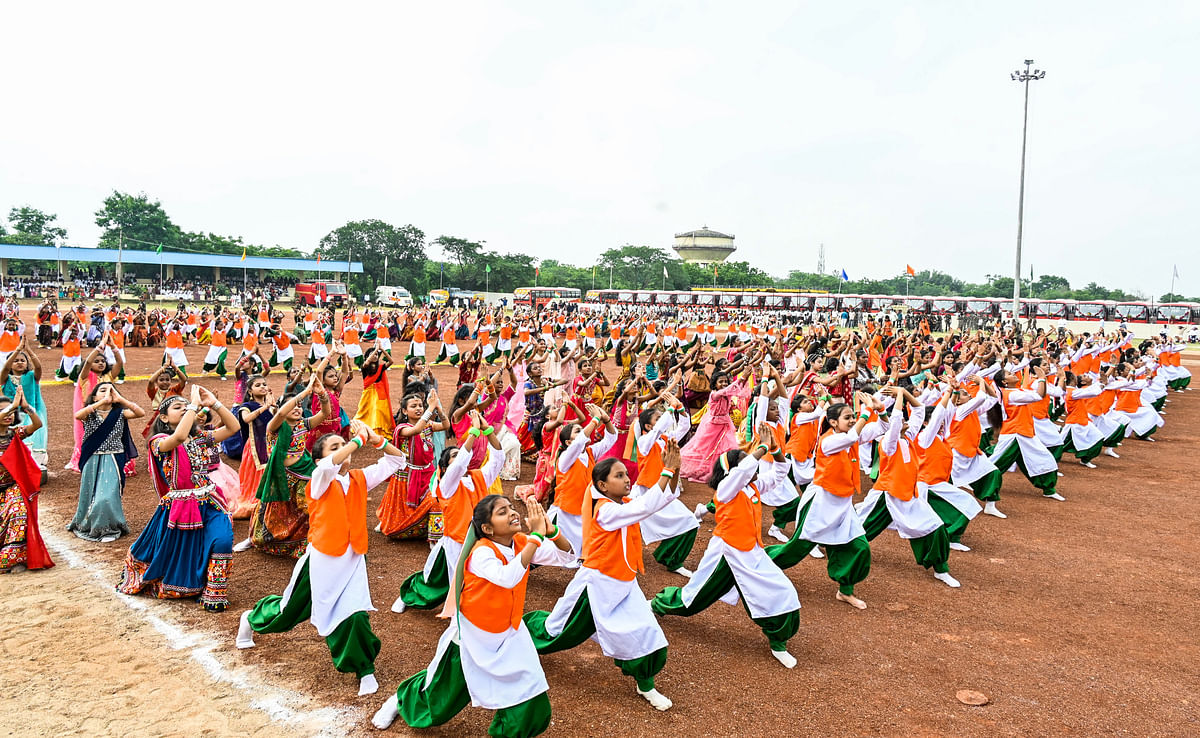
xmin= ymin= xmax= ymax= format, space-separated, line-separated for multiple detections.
xmin=2 ymin=196 xmax=1193 ymax=303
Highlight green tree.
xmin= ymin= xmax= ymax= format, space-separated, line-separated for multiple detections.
xmin=94 ymin=191 xmax=182 ymax=252
xmin=317 ymin=220 xmax=428 ymax=295
xmin=1 ymin=207 xmax=68 ymax=245
xmin=598 ymin=245 xmax=678 ymax=289
xmin=1033 ymin=274 xmax=1070 ymax=293
xmin=433 ymin=236 xmax=488 ymax=287
xmin=1160 ymin=293 xmax=1186 ymax=302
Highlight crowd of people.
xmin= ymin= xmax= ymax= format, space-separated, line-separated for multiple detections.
xmin=0 ymin=296 xmax=1192 ymax=737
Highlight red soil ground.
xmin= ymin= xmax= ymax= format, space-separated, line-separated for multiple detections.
xmin=11 ymin=334 xmax=1200 ymax=737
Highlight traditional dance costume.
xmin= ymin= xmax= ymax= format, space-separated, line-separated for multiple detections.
xmin=117 ymin=429 xmax=233 ymax=611
xmin=548 ymin=429 xmax=617 ymax=557
xmin=525 ymin=480 xmax=676 ymax=701
xmin=0 ymin=430 xmax=53 ymax=572
xmin=396 ymin=442 xmax=504 ymax=612
xmin=250 ymin=419 xmax=317 ymax=558
xmin=379 ymin=531 xmax=575 ymax=737
xmin=631 ymin=410 xmax=700 ymax=573
xmin=239 ymin=452 xmax=405 ymax=690
xmin=68 ymin=408 xmax=137 ymax=541
xmin=652 ymin=453 xmax=802 ymax=660
xmin=376 ymin=422 xmax=440 ymax=540
xmin=353 ymin=361 xmax=395 ymax=437
xmin=679 ymin=376 xmax=748 ymax=482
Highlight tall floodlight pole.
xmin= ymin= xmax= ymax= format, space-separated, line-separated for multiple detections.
xmin=1011 ymin=59 xmax=1046 ymax=320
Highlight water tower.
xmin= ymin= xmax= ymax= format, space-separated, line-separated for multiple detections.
xmin=672 ymin=226 xmax=736 ymax=265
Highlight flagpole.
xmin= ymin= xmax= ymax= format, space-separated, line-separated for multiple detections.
xmin=1171 ymin=265 xmax=1177 ymax=297
xmin=609 ymin=264 xmax=613 ymax=289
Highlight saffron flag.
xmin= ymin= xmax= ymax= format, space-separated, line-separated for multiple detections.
xmin=906 ymin=264 xmax=916 ymax=276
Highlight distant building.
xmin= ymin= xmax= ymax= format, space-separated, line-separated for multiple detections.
xmin=672 ymin=226 xmax=736 ymax=265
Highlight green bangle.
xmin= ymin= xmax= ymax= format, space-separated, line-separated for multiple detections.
xmin=549 ymin=525 xmax=560 ymax=540
xmin=481 ymin=427 xmax=494 ymax=436
xmin=468 ymin=428 xmax=481 ymax=438
xmin=755 ymin=444 xmax=770 ymax=454
xmin=530 ymin=531 xmax=545 ymax=542
xmin=351 ymin=437 xmax=364 ymax=448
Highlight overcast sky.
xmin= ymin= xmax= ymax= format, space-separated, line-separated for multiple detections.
xmin=3 ymin=2 xmax=1198 ymax=297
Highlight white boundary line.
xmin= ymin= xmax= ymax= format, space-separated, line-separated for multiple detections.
xmin=39 ymin=523 xmax=359 ymax=737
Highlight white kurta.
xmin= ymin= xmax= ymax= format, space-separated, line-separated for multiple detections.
xmin=443 ymin=537 xmax=574 ymax=710
xmin=544 ymin=485 xmax=676 ymax=660
xmin=919 ymin=482 xmax=982 ymax=521
xmin=858 ymin=408 xmax=944 ymax=540
xmin=437 ymin=444 xmax=506 ymax=616
xmin=293 ymin=453 xmax=405 ymax=635
xmin=548 ymin=428 xmax=617 ymax=555
xmin=796 ymin=426 xmax=874 ymax=545
xmin=681 ymin=455 xmax=800 ymax=618
xmin=989 ymin=434 xmax=1058 ymax=477
xmin=630 ymin=410 xmax=700 ymax=544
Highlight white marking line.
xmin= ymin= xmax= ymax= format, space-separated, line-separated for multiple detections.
xmin=40 ymin=527 xmax=356 ymax=737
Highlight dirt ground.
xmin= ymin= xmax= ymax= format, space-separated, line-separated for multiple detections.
xmin=2 ymin=329 xmax=1198 ymax=738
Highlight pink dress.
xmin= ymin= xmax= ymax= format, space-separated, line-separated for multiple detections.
xmin=600 ymin=397 xmax=639 ymax=478
xmin=679 ymin=376 xmax=748 ymax=482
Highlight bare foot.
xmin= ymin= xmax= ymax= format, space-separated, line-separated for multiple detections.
xmin=836 ymin=591 xmax=867 ymax=610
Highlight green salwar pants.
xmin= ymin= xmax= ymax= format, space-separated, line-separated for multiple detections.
xmin=523 ymin=591 xmax=667 ymax=691
xmin=395 ymin=640 xmax=552 ymax=738
xmin=859 ymin=496 xmax=950 ymax=574
xmin=400 ymin=546 xmax=449 ymax=610
xmin=246 ymin=558 xmax=380 ymax=678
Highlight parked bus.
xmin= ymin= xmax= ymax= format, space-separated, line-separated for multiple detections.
xmin=513 ymin=286 xmax=581 ymax=309
xmin=1035 ymin=300 xmax=1069 ymax=319
xmin=1155 ymin=303 xmax=1195 ymax=324
xmin=1071 ymin=300 xmax=1110 ymax=321
xmin=1113 ymin=301 xmax=1152 ymax=323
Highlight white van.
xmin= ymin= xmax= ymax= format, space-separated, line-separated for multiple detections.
xmin=374 ymin=285 xmax=413 ymax=307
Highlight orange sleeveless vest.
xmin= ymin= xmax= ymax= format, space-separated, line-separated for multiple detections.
xmin=437 ymin=469 xmax=488 ymax=543
xmin=582 ymin=496 xmax=643 ymax=581
xmin=306 ymin=469 xmax=369 ymax=556
xmin=554 ymin=448 xmax=595 ymax=516
xmin=459 ymin=534 xmax=530 ymax=633
xmin=813 ymin=431 xmax=859 ymax=497
xmin=876 ymin=439 xmax=918 ymax=501
xmin=713 ymin=482 xmax=763 ymax=551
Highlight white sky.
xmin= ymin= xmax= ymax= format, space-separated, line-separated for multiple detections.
xmin=2 ymin=2 xmax=1198 ymax=297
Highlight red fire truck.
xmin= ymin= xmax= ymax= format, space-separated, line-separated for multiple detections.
xmin=295 ymin=280 xmax=349 ymax=307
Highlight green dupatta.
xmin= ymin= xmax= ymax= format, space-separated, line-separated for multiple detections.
xmin=256 ymin=420 xmax=316 ymax=503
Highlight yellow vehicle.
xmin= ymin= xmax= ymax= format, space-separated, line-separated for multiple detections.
xmin=428 ymin=289 xmax=450 ymax=305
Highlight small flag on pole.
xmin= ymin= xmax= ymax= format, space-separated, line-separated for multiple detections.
xmin=1174 ymin=265 xmax=1181 ymax=279
xmin=714 ymin=264 xmax=718 ymax=278
xmin=316 ymin=253 xmax=321 ymax=263
xmin=241 ymin=247 xmax=247 ymax=261
xmin=840 ymin=269 xmax=849 ymax=282
xmin=156 ymin=243 xmax=163 ymax=254
xmin=485 ymin=264 xmax=491 ymax=273
xmin=663 ymin=265 xmax=668 ymax=279
xmin=906 ymin=264 xmax=916 ymax=276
